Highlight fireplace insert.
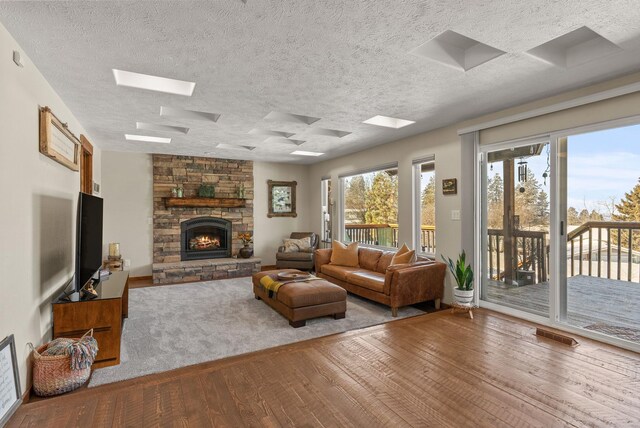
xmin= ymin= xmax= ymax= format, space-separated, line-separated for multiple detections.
xmin=180 ymin=217 xmax=232 ymax=260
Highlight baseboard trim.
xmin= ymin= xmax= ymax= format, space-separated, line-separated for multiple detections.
xmin=261 ymin=265 xmax=277 ymax=271
xmin=129 ymin=275 xmax=153 ymax=288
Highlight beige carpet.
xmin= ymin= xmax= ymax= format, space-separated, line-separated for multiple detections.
xmin=89 ymin=276 xmax=425 ymax=387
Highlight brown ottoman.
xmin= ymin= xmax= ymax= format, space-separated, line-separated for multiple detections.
xmin=252 ymin=269 xmax=347 ymax=327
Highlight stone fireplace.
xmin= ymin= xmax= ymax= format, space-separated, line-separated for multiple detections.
xmin=181 ymin=217 xmax=231 ymax=261
xmin=152 ymin=155 xmax=260 ymax=284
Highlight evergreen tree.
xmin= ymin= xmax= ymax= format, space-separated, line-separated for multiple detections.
xmin=487 ymin=173 xmax=504 ymax=229
xmin=421 ymin=175 xmax=436 ymax=227
xmin=578 ymin=209 xmax=590 ymax=224
xmin=365 ymin=171 xmax=398 ymax=224
xmin=613 ymin=177 xmax=640 ymax=247
xmin=344 ymin=175 xmax=367 ymax=223
xmin=567 ymin=207 xmax=580 ymax=225
xmin=514 ymin=169 xmax=547 ymax=229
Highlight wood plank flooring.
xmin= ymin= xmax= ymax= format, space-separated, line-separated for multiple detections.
xmin=8 ymin=309 xmax=640 ymax=427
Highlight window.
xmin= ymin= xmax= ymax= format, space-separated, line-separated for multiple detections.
xmin=320 ymin=178 xmax=332 ymax=247
xmin=341 ymin=165 xmax=399 ymax=248
xmin=413 ymin=157 xmax=436 ymax=254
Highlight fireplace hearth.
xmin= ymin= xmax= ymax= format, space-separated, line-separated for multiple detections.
xmin=181 ymin=217 xmax=232 ymax=261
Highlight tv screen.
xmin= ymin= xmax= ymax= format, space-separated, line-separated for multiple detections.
xmin=75 ymin=192 xmax=103 ymax=292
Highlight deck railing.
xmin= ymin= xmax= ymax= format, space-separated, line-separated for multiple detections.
xmin=344 ymin=223 xmax=436 ymax=252
xmin=567 ymin=221 xmax=640 ymax=282
xmin=487 ymin=228 xmax=548 ymax=283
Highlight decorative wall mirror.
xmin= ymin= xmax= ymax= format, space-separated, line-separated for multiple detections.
xmin=267 ymin=180 xmax=297 ymax=218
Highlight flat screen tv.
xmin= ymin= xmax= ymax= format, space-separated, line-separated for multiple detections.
xmin=75 ymin=192 xmax=103 ymax=293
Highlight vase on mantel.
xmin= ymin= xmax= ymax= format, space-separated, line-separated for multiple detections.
xmin=239 ymin=244 xmax=253 ymax=259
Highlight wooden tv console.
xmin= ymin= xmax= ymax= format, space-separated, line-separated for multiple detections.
xmin=52 ymin=271 xmax=129 ymax=368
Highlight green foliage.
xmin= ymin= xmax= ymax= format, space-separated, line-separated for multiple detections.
xmin=441 ymin=251 xmax=474 ymax=291
xmin=421 ymin=174 xmax=436 ymax=226
xmin=344 ymin=175 xmax=367 ymax=223
xmin=612 ymin=177 xmax=640 ymax=248
xmin=365 ymin=172 xmax=398 ymax=224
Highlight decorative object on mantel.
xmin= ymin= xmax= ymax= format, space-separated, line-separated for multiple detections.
xmin=171 ymin=187 xmax=178 ymax=198
xmin=237 ymin=183 xmax=245 ymax=199
xmin=0 ymin=334 xmax=21 ymax=427
xmin=198 ymin=184 xmax=215 ymax=198
xmin=39 ymin=106 xmax=80 ymax=171
xmin=267 ymin=180 xmax=297 ymax=218
xmin=238 ymin=232 xmax=253 ymax=258
xmin=164 ymin=197 xmax=246 ymax=208
xmin=442 ymin=178 xmax=457 ymax=195
xmin=176 ymin=185 xmax=184 ymax=198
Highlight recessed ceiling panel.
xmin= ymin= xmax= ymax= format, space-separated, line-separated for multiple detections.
xmin=526 ymin=26 xmax=621 ymax=68
xmin=291 ymin=150 xmax=324 ymax=156
xmin=136 ymin=122 xmax=189 ymax=134
xmin=248 ymin=129 xmax=295 ymax=138
xmin=265 ymin=137 xmax=306 ymax=145
xmin=410 ymin=30 xmax=505 ymax=72
xmin=112 ymin=69 xmax=195 ymax=96
xmin=363 ymin=115 xmax=415 ymax=129
xmin=308 ymin=128 xmax=351 ymax=138
xmin=264 ymin=111 xmax=321 ymax=125
xmin=125 ymin=134 xmax=171 ymax=144
xmin=160 ymin=106 xmax=220 ymax=122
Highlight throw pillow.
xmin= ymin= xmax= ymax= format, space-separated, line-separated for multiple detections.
xmin=391 ymin=243 xmax=416 ymax=265
xmin=283 ymin=237 xmax=311 ymax=253
xmin=330 ymin=240 xmax=360 ymax=267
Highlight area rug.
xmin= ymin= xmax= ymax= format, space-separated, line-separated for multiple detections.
xmin=88 ymin=277 xmax=424 ymax=387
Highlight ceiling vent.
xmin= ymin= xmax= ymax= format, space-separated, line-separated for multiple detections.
xmin=308 ymin=128 xmax=351 ymax=138
xmin=264 ymin=111 xmax=320 ymax=125
xmin=526 ymin=26 xmax=621 ymax=69
xmin=160 ymin=106 xmax=220 ymax=122
xmin=410 ymin=30 xmax=505 ymax=72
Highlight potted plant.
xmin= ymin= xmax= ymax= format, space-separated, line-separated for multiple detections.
xmin=442 ymin=251 xmax=474 ymax=306
xmin=238 ymin=233 xmax=253 ymax=258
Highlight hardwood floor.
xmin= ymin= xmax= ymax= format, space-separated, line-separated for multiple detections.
xmin=8 ymin=309 xmax=640 ymax=427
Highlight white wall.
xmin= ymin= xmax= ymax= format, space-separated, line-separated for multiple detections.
xmin=0 ymin=22 xmax=100 ymax=394
xmin=253 ymin=162 xmax=311 ymax=265
xmin=98 ymin=159 xmax=311 ymax=270
xmin=309 ymin=125 xmax=462 ymax=303
xmin=101 ymin=152 xmax=153 ymax=276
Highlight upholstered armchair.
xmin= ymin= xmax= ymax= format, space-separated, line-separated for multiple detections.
xmin=275 ymin=232 xmax=319 ymax=271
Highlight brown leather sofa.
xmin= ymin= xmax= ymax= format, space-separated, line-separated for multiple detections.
xmin=315 ymin=246 xmax=446 ymax=316
xmin=275 ymin=232 xmax=319 ymax=271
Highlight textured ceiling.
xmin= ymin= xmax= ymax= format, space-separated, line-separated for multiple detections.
xmin=2 ymin=1 xmax=640 ymax=164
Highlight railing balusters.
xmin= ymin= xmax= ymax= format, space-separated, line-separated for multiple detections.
xmin=597 ymin=227 xmax=602 ymax=278
xmin=607 ymin=227 xmax=611 ymax=279
xmin=579 ymin=233 xmax=583 ymax=276
xmin=571 ymin=240 xmax=575 ymax=277
xmin=628 ymin=228 xmax=633 ymax=282
xmin=617 ymin=227 xmax=622 ymax=280
xmin=588 ymin=228 xmax=592 ymax=277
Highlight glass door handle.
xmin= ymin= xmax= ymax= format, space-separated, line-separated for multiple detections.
xmin=560 ymin=221 xmax=564 ymax=236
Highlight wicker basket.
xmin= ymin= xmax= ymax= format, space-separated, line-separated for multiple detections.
xmin=30 ymin=330 xmax=94 ymax=397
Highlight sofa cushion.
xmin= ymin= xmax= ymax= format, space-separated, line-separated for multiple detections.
xmin=376 ymin=251 xmax=396 ymax=273
xmin=391 ymin=243 xmax=416 ymax=265
xmin=329 ymin=241 xmax=359 ymax=267
xmin=358 ymin=247 xmax=383 ymax=271
xmin=276 ymin=252 xmax=313 ymax=261
xmin=345 ymin=271 xmax=385 ymax=293
xmin=321 ymin=264 xmax=362 ymax=281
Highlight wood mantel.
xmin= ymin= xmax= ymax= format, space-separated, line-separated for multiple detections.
xmin=164 ymin=197 xmax=246 ymax=208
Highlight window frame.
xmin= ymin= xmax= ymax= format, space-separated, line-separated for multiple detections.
xmin=413 ymin=156 xmax=436 ymax=256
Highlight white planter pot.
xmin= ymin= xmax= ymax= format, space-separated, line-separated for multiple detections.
xmin=454 ymin=288 xmax=474 ymax=306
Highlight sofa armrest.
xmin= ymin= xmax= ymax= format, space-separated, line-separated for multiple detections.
xmin=277 ymin=245 xmax=285 ymax=254
xmin=384 ymin=262 xmax=446 ymax=308
xmin=315 ymin=248 xmax=332 ymax=272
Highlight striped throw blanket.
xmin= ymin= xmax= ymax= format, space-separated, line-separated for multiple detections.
xmin=259 ymin=274 xmax=322 ymax=299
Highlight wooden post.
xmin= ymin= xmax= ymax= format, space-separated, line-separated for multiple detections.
xmin=503 ymin=160 xmax=515 ymax=285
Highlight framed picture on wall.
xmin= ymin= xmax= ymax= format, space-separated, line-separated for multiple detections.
xmin=0 ymin=335 xmax=22 ymax=427
xmin=267 ymin=180 xmax=297 ymax=218
xmin=39 ymin=106 xmax=80 ymax=171
xmin=442 ymin=178 xmax=457 ymax=195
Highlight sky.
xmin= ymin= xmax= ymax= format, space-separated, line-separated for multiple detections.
xmin=490 ymin=123 xmax=640 ymax=218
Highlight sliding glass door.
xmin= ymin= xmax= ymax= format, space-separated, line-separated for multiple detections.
xmin=479 ymin=121 xmax=640 ymax=348
xmin=480 ymin=139 xmax=551 ymax=317
xmin=558 ymin=124 xmax=640 ymax=344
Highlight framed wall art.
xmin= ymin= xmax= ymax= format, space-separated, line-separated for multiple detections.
xmin=39 ymin=106 xmax=80 ymax=171
xmin=442 ymin=178 xmax=457 ymax=195
xmin=0 ymin=335 xmax=22 ymax=427
xmin=267 ymin=180 xmax=297 ymax=218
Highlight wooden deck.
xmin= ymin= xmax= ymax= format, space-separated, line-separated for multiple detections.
xmin=7 ymin=310 xmax=640 ymax=427
xmin=486 ymin=275 xmax=640 ymax=342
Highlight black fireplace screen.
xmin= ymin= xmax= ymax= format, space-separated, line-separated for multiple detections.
xmin=180 ymin=217 xmax=231 ymax=260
